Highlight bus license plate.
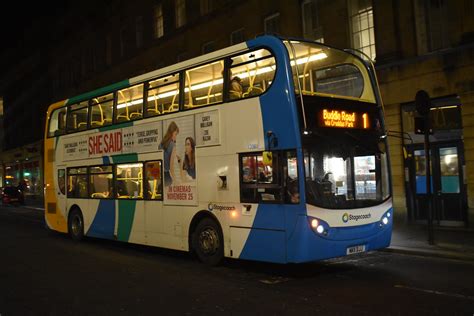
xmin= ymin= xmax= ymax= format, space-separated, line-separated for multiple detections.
xmin=346 ymin=245 xmax=366 ymax=255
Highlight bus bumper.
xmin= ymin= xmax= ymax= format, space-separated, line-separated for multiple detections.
xmin=287 ymin=214 xmax=392 ymax=263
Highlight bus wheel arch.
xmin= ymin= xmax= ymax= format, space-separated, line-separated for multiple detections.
xmin=68 ymin=205 xmax=84 ymax=242
xmin=189 ymin=211 xmax=224 ymax=266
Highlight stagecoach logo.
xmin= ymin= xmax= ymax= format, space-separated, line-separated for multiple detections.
xmin=342 ymin=213 xmax=349 ymax=223
xmin=208 ymin=203 xmax=236 ymax=212
xmin=342 ymin=212 xmax=371 ymax=223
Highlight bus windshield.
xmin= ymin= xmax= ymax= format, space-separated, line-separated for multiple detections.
xmin=303 ymin=130 xmax=390 ymax=209
xmin=284 ymin=40 xmax=376 ymax=103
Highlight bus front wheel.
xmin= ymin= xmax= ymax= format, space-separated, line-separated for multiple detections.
xmin=68 ymin=208 xmax=84 ymax=242
xmin=192 ymin=218 xmax=224 ymax=266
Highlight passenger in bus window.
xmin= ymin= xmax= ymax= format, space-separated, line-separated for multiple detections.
xmin=159 ymin=121 xmax=179 ymax=186
xmin=287 ymin=180 xmax=300 ymax=204
xmin=229 ymin=76 xmax=243 ymax=100
xmin=177 ymin=137 xmax=196 ymax=181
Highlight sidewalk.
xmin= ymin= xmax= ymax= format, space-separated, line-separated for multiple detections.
xmin=385 ymin=219 xmax=474 ymax=262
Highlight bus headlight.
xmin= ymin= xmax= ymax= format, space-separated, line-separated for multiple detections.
xmin=307 ymin=216 xmax=329 ymax=236
xmin=380 ymin=210 xmax=392 ymax=227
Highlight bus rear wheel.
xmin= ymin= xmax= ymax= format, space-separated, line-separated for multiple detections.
xmin=68 ymin=208 xmax=84 ymax=242
xmin=192 ymin=218 xmax=224 ymax=266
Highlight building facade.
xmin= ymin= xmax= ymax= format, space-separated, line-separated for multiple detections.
xmin=0 ymin=0 xmax=473 ymax=226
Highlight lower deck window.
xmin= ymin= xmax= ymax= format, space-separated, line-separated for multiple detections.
xmin=67 ymin=167 xmax=88 ymax=198
xmin=240 ymin=151 xmax=299 ymax=204
xmin=116 ymin=163 xmax=144 ymax=199
xmin=89 ymin=166 xmax=113 ymax=199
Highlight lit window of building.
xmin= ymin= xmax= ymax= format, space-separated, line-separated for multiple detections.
xmin=348 ymin=0 xmax=376 ymax=60
xmin=414 ymin=0 xmax=450 ymax=54
xmin=154 ymin=4 xmax=164 ymax=39
xmin=175 ymin=0 xmax=187 ymax=28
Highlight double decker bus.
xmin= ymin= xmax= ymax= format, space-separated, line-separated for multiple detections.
xmin=44 ymin=35 xmax=392 ymax=265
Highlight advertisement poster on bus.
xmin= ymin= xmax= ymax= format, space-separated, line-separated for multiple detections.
xmin=160 ymin=116 xmax=197 ymax=206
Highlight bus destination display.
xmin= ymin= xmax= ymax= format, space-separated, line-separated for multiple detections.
xmin=318 ymin=109 xmax=370 ymax=129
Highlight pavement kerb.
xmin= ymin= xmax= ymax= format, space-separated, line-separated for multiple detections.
xmin=381 ymin=246 xmax=474 ymax=263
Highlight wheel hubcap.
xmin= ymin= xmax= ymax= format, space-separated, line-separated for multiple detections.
xmin=198 ymin=227 xmax=219 ymax=255
xmin=71 ymin=215 xmax=82 ymax=236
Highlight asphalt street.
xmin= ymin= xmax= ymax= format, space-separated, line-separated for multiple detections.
xmin=0 ymin=205 xmax=473 ymax=315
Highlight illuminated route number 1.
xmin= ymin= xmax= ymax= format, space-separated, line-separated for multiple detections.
xmin=362 ymin=113 xmax=368 ymax=129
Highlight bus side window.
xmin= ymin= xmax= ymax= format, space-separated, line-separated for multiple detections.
xmin=58 ymin=169 xmax=66 ymax=195
xmin=48 ymin=107 xmax=67 ymax=137
xmin=285 ymin=151 xmax=300 ymax=204
xmin=146 ymin=73 xmax=180 ymax=116
xmin=115 ymin=163 xmax=144 ymax=199
xmin=116 ymin=84 xmax=144 ymax=122
xmin=229 ymin=49 xmax=276 ymax=100
xmin=90 ymin=94 xmax=114 ymax=128
xmin=67 ymin=101 xmax=89 ymax=133
xmin=184 ymin=60 xmax=224 ymax=109
xmin=240 ymin=152 xmax=282 ymax=203
xmin=145 ymin=161 xmax=163 ymax=200
xmin=67 ymin=167 xmax=88 ymax=198
xmin=89 ymin=165 xmax=113 ymax=199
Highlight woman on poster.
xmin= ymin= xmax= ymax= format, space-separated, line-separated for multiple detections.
xmin=177 ymin=137 xmax=196 ymax=181
xmin=159 ymin=121 xmax=179 ymax=186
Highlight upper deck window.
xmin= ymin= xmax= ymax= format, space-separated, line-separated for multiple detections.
xmin=284 ymin=41 xmax=376 ymax=103
xmin=116 ymin=84 xmax=144 ymax=122
xmin=90 ymin=93 xmax=114 ymax=128
xmin=184 ymin=60 xmax=224 ymax=108
xmin=146 ymin=73 xmax=180 ymax=116
xmin=67 ymin=101 xmax=89 ymax=133
xmin=229 ymin=48 xmax=276 ymax=100
xmin=48 ymin=107 xmax=67 ymax=137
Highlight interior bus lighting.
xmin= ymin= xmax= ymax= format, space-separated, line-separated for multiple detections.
xmin=196 ymin=93 xmax=222 ymax=101
xmin=116 ymin=98 xmax=143 ymax=109
xmin=117 ymin=163 xmax=142 ymax=169
xmin=290 ymin=52 xmax=328 ymax=66
xmin=133 ymin=59 xmax=280 ymax=105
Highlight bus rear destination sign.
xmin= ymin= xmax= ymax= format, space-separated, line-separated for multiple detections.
xmin=318 ymin=109 xmax=370 ymax=129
